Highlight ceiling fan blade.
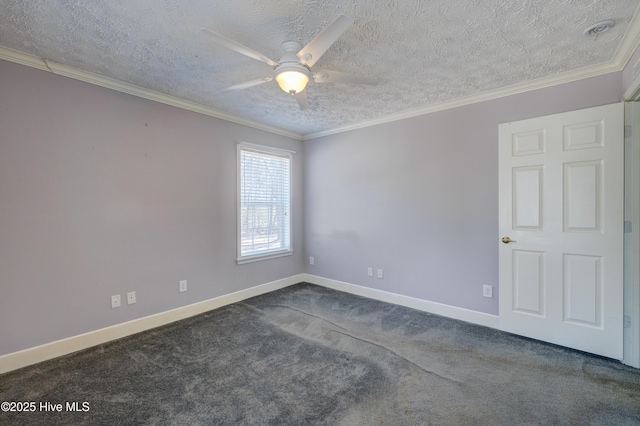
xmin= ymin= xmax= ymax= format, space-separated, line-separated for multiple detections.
xmin=297 ymin=15 xmax=353 ymax=67
xmin=199 ymin=28 xmax=278 ymax=67
xmin=223 ymin=77 xmax=273 ymax=92
xmin=294 ymin=89 xmax=309 ymax=110
xmin=313 ymin=69 xmax=377 ymax=85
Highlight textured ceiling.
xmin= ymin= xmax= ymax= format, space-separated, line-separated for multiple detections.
xmin=1 ymin=1 xmax=639 ymax=137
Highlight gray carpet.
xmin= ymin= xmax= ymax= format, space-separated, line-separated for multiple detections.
xmin=1 ymin=283 xmax=640 ymax=425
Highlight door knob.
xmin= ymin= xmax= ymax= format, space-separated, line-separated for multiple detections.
xmin=501 ymin=236 xmax=516 ymax=244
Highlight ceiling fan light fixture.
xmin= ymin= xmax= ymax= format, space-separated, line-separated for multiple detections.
xmin=275 ymin=65 xmax=310 ymax=95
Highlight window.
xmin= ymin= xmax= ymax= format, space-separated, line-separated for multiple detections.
xmin=237 ymin=143 xmax=293 ymax=263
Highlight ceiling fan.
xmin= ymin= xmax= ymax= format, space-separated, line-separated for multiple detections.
xmin=199 ymin=15 xmax=377 ymax=109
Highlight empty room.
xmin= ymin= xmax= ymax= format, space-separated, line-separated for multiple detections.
xmin=2 ymin=1 xmax=640 ymax=424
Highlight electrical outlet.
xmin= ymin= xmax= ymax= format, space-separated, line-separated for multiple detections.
xmin=111 ymin=294 xmax=121 ymax=309
xmin=377 ymin=269 xmax=384 ymax=279
xmin=179 ymin=280 xmax=187 ymax=293
xmin=309 ymin=256 xmax=314 ymax=265
xmin=127 ymin=291 xmax=136 ymax=305
xmin=367 ymin=267 xmax=373 ymax=277
xmin=483 ymin=285 xmax=493 ymax=298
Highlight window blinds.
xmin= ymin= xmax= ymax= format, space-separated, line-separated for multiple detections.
xmin=239 ymin=146 xmax=291 ymax=260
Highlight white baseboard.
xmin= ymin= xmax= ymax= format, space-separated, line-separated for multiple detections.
xmin=302 ymin=274 xmax=500 ymax=329
xmin=0 ymin=274 xmax=303 ymax=374
xmin=1 ymin=273 xmax=499 ymax=374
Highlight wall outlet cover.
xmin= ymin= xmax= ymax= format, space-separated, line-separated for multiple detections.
xmin=483 ymin=285 xmax=493 ymax=298
xmin=111 ymin=294 xmax=121 ymax=309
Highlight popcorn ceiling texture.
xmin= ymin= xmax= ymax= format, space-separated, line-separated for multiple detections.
xmin=0 ymin=0 xmax=638 ymax=135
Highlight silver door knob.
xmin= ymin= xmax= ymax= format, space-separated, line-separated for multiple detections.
xmin=501 ymin=236 xmax=516 ymax=244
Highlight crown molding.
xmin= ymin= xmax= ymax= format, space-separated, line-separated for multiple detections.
xmin=302 ymin=62 xmax=621 ymax=140
xmin=0 ymin=46 xmax=49 ymax=71
xmin=621 ymin=6 xmax=640 ymax=101
xmin=3 ymin=4 xmax=640 ymax=144
xmin=0 ymin=46 xmax=303 ymax=141
xmin=304 ymin=9 xmax=640 ymax=140
xmin=613 ymin=4 xmax=640 ymax=70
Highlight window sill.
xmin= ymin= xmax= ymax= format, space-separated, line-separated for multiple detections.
xmin=237 ymin=250 xmax=293 ymax=265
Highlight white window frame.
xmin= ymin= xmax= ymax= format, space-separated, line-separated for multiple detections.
xmin=237 ymin=142 xmax=294 ymax=264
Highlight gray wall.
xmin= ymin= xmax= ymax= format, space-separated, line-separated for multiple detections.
xmin=0 ymin=60 xmax=304 ymax=356
xmin=0 ymin=54 xmax=630 ymax=357
xmin=304 ymin=73 xmax=624 ymax=315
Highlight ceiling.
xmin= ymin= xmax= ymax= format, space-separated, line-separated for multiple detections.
xmin=1 ymin=1 xmax=640 ymax=139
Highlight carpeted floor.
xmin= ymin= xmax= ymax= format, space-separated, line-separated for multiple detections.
xmin=1 ymin=282 xmax=640 ymax=425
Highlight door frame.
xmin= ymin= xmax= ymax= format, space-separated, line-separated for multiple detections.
xmin=619 ymin=58 xmax=640 ymax=368
xmin=623 ymin=71 xmax=640 ymax=368
xmin=623 ymin=101 xmax=640 ymax=369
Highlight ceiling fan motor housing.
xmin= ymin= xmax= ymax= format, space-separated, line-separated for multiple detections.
xmin=274 ymin=41 xmax=311 ymax=94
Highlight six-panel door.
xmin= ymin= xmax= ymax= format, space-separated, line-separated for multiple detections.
xmin=499 ymin=103 xmax=624 ymax=359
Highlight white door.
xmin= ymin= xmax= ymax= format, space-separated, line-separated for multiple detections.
xmin=498 ymin=103 xmax=624 ymax=359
